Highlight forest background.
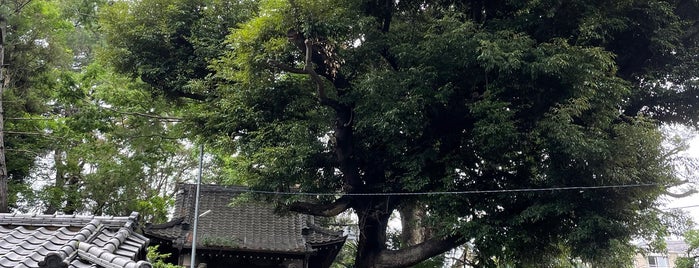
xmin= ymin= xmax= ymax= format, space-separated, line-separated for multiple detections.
xmin=1 ymin=0 xmax=699 ymax=267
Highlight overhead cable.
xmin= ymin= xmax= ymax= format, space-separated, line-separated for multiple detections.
xmin=237 ymin=183 xmax=661 ymax=197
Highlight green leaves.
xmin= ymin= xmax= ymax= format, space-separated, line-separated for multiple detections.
xmin=91 ymin=0 xmax=699 ymax=267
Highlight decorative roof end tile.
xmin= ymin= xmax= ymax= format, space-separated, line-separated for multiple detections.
xmin=38 ymin=253 xmax=68 ymax=268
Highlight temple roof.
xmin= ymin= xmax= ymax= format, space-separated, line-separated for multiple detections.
xmin=145 ymin=184 xmax=346 ymax=253
xmin=0 ymin=212 xmax=151 ymax=268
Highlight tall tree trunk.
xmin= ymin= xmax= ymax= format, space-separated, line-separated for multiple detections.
xmin=354 ymin=197 xmax=394 ymax=268
xmin=0 ymin=16 xmax=8 ymax=213
xmin=64 ymin=174 xmax=80 ymax=214
xmin=399 ymin=200 xmax=430 ymax=247
xmin=44 ymin=150 xmax=65 ymax=214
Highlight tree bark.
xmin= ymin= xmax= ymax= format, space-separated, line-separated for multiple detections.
xmin=279 ymin=21 xmax=467 ymax=267
xmin=288 ymin=195 xmax=351 ymax=217
xmin=352 ymin=196 xmax=464 ymax=268
xmin=0 ymin=16 xmax=8 ymax=213
xmin=399 ymin=201 xmax=430 ymax=247
xmin=354 ymin=197 xmax=394 ymax=268
xmin=44 ymin=151 xmax=65 ymax=214
xmin=377 ymin=234 xmax=465 ymax=267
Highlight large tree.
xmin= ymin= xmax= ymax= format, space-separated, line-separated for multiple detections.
xmin=103 ymin=0 xmax=699 ymax=267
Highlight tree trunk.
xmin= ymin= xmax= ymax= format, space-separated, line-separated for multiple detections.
xmin=64 ymin=174 xmax=80 ymax=214
xmin=354 ymin=197 xmax=394 ymax=268
xmin=0 ymin=16 xmax=8 ymax=213
xmin=44 ymin=151 xmax=65 ymax=214
xmin=399 ymin=201 xmax=431 ymax=247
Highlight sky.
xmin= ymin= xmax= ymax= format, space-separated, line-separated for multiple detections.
xmin=667 ymin=134 xmax=699 ymax=224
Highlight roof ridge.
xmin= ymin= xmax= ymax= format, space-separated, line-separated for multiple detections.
xmin=76 ymin=242 xmax=151 ymax=268
xmin=0 ymin=213 xmax=133 ymax=228
xmin=61 ymin=219 xmax=101 ymax=263
xmin=37 ymin=219 xmax=100 ymax=268
xmin=103 ymin=226 xmax=132 ymax=253
xmin=179 ymin=183 xmax=249 ymax=192
xmin=147 ymin=217 xmax=184 ymax=229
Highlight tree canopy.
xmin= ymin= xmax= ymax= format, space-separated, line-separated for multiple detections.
xmin=97 ymin=0 xmax=699 ymax=267
xmin=2 ymin=0 xmax=698 ymax=267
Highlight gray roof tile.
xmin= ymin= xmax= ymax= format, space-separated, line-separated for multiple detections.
xmin=146 ymin=184 xmax=345 ymax=254
xmin=0 ymin=212 xmax=151 ymax=268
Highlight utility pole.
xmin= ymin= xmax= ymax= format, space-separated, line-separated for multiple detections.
xmin=0 ymin=16 xmax=8 ymax=213
xmin=190 ymin=144 xmax=204 ymax=268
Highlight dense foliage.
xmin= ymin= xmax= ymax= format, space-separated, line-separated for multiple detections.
xmin=1 ymin=0 xmax=698 ymax=267
xmin=0 ymin=0 xmax=208 ymax=222
xmin=675 ymin=229 xmax=699 ymax=268
xmin=98 ymin=0 xmax=699 ymax=267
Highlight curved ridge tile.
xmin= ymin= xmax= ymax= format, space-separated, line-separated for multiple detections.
xmin=77 ymin=242 xmax=152 ymax=268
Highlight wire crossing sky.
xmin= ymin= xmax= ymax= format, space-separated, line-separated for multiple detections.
xmin=237 ymin=183 xmax=662 ymax=196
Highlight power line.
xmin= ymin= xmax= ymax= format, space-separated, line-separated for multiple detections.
xmin=238 ymin=183 xmax=662 ymax=197
xmin=666 ymin=204 xmax=699 ymax=210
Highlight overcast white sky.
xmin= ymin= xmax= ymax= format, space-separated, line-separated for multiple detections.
xmin=667 ymin=134 xmax=699 ymax=224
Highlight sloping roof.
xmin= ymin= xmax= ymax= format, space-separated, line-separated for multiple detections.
xmin=145 ymin=184 xmax=345 ymax=253
xmin=0 ymin=212 xmax=151 ymax=268
xmin=666 ymin=239 xmax=692 ymax=254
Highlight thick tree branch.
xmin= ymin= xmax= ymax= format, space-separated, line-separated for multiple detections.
xmin=288 ymin=195 xmax=351 ymax=217
xmin=277 ymin=30 xmax=361 ymax=190
xmin=303 ymin=39 xmax=343 ymax=110
xmin=665 ymin=189 xmax=698 ymax=198
xmin=380 ymin=48 xmax=399 ymax=71
xmin=377 ymin=233 xmax=465 ymax=268
xmin=266 ymin=38 xmax=343 ymax=111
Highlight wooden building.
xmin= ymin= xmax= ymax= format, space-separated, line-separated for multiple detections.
xmin=144 ymin=184 xmax=346 ymax=268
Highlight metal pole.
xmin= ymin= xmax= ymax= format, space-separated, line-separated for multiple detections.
xmin=191 ymin=144 xmax=204 ymax=268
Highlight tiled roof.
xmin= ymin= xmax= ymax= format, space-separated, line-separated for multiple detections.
xmin=146 ymin=184 xmax=345 ymax=253
xmin=0 ymin=212 xmax=151 ymax=268
xmin=666 ymin=239 xmax=692 ymax=253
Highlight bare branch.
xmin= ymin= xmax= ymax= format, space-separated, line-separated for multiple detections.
xmin=377 ymin=234 xmax=464 ymax=267
xmin=304 ymin=40 xmax=328 ymax=101
xmin=665 ymin=189 xmax=698 ymax=198
xmin=288 ymin=195 xmax=351 ymax=217
xmin=266 ymin=38 xmax=343 ymax=111
xmin=125 ymin=134 xmax=182 ymax=141
xmin=12 ymin=0 xmax=33 ymax=15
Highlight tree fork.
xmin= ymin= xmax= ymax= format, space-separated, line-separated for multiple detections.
xmin=354 ymin=197 xmax=394 ymax=268
xmin=376 ymin=233 xmax=465 ymax=267
xmin=268 ymin=34 xmax=362 ymax=190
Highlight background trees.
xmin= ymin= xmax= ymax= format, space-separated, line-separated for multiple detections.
xmin=0 ymin=0 xmax=207 ymax=222
xmin=0 ymin=0 xmax=74 ymax=212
